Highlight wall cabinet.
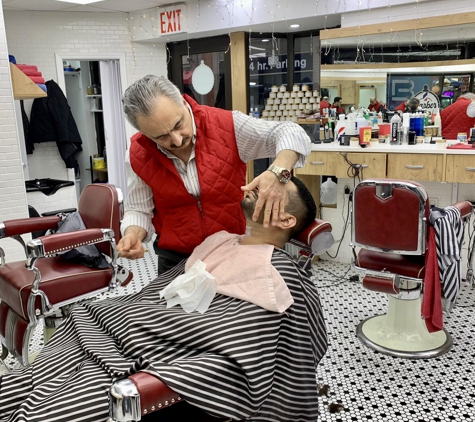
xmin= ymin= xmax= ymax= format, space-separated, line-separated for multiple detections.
xmin=445 ymin=155 xmax=475 ymax=183
xmin=335 ymin=153 xmax=386 ymax=179
xmin=297 ymin=150 xmax=473 ymax=183
xmin=296 ymin=151 xmax=339 ymax=176
xmin=387 ymin=153 xmax=445 ymax=182
xmin=295 ymin=151 xmax=387 ymax=179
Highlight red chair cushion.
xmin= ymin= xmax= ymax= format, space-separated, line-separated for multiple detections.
xmin=0 ymin=257 xmax=113 ymax=320
xmin=357 ymin=249 xmax=426 ymax=280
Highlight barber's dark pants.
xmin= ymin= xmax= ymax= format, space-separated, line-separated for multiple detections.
xmin=154 ymin=242 xmax=190 ymax=276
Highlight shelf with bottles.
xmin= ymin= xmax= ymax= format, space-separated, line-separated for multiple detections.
xmin=86 ymin=94 xmax=103 ymax=112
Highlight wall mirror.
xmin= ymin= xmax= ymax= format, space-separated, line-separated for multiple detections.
xmin=319 ymin=12 xmax=475 ymax=112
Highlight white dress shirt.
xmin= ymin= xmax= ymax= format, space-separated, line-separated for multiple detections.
xmin=121 ymin=106 xmax=311 ymax=242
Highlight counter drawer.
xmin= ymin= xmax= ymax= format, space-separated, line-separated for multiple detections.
xmin=295 ymin=151 xmax=337 ymax=176
xmin=335 ymin=153 xmax=386 ymax=179
xmin=445 ymin=155 xmax=475 ymax=183
xmin=387 ymin=153 xmax=444 ymax=182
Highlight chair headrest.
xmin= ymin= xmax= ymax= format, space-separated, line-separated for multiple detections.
xmin=290 ymin=219 xmax=335 ymax=256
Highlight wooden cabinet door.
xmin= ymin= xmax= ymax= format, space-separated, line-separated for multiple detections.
xmin=387 ymin=153 xmax=445 ymax=182
xmin=446 ymin=155 xmax=475 ymax=183
xmin=335 ymin=153 xmax=386 ymax=179
xmin=294 ymin=151 xmax=338 ymax=176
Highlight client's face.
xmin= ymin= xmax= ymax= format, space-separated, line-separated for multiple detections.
xmin=241 ymin=188 xmax=264 ymax=224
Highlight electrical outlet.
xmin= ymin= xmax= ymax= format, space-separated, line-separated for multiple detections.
xmin=430 ymin=197 xmax=439 ymax=208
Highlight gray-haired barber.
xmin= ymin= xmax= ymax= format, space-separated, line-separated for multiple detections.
xmin=117 ymin=75 xmax=311 ymax=275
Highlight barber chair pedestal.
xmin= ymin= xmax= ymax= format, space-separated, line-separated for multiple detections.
xmin=357 ymin=296 xmax=452 ymax=359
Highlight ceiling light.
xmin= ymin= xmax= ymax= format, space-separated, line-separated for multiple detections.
xmin=289 ymin=24 xmax=300 ymax=29
xmin=261 ymin=39 xmax=270 ymax=42
xmin=54 ymin=0 xmax=103 ymax=5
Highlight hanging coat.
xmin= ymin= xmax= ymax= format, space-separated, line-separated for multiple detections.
xmin=27 ymin=80 xmax=82 ymax=168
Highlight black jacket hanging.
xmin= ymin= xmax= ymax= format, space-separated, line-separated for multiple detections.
xmin=27 ymin=80 xmax=82 ymax=168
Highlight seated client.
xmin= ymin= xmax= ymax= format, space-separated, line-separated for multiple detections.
xmin=0 ymin=177 xmax=327 ymax=422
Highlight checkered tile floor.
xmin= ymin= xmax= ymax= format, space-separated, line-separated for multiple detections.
xmin=2 ymin=249 xmax=475 ymax=421
xmin=312 ymin=260 xmax=475 ymax=422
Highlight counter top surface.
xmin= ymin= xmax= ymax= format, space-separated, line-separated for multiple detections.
xmin=310 ymin=142 xmax=475 ymax=154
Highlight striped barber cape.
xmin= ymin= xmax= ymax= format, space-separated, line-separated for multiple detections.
xmin=0 ymin=249 xmax=327 ymax=422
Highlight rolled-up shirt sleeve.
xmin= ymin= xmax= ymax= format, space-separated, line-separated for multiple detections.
xmin=232 ymin=110 xmax=311 ymax=167
xmin=120 ymin=149 xmax=156 ymax=242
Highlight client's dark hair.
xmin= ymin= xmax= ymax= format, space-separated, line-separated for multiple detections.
xmin=285 ymin=176 xmax=317 ymax=238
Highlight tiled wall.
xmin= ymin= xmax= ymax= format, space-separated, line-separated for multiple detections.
xmin=0 ymin=8 xmax=168 ymax=259
xmin=0 ymin=1 xmax=29 ymax=261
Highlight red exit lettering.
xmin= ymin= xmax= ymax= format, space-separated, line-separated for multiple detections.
xmin=160 ymin=8 xmax=182 ymax=34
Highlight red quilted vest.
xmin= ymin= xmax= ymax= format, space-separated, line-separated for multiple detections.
xmin=441 ymin=97 xmax=475 ymax=140
xmin=130 ymin=95 xmax=246 ymax=254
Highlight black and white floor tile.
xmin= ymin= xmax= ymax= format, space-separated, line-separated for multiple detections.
xmin=312 ymin=260 xmax=475 ymax=422
xmin=2 ymin=249 xmax=475 ymax=422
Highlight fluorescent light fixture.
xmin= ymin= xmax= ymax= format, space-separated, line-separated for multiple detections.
xmin=261 ymin=39 xmax=270 ymax=42
xmin=289 ymin=24 xmax=300 ymax=29
xmin=54 ymin=0 xmax=103 ymax=5
xmin=250 ymin=82 xmax=257 ymax=86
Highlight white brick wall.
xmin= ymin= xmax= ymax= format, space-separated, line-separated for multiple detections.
xmin=0 ymin=0 xmax=29 ymax=261
xmin=1 ymin=8 xmax=168 ymax=260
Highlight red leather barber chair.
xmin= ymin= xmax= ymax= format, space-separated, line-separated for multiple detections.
xmin=0 ymin=183 xmax=129 ymax=365
xmin=108 ymin=218 xmax=334 ymax=422
xmin=351 ymin=179 xmax=472 ymax=359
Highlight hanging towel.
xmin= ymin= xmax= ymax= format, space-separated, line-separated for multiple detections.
xmin=421 ymin=226 xmax=443 ymax=332
xmin=431 ymin=206 xmax=464 ymax=307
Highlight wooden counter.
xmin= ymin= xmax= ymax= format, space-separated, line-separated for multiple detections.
xmin=294 ymin=142 xmax=475 ymax=206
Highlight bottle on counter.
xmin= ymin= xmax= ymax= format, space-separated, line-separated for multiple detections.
xmin=390 ymin=112 xmax=402 ymax=144
xmin=433 ymin=111 xmax=442 ymax=136
xmin=334 ymin=114 xmax=346 ymax=143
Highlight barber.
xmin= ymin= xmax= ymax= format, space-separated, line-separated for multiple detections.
xmin=368 ymin=97 xmax=382 ymax=112
xmin=441 ymin=92 xmax=475 ymax=140
xmin=117 ymin=75 xmax=311 ymax=274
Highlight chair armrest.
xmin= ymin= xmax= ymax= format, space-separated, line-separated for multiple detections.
xmin=26 ymin=228 xmax=115 ymax=259
xmin=0 ymin=216 xmax=61 ymax=238
xmin=109 ymin=372 xmax=181 ymax=422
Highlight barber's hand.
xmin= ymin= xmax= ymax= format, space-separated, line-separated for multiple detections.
xmin=117 ymin=232 xmax=145 ymax=259
xmin=241 ymin=171 xmax=287 ymax=228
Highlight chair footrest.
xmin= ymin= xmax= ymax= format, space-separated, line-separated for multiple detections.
xmin=362 ymin=274 xmax=400 ymax=295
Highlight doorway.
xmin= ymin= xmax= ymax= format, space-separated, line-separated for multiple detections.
xmin=55 ymin=53 xmax=130 ymax=199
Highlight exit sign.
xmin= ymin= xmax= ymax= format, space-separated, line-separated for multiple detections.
xmin=158 ymin=4 xmax=186 ymax=36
